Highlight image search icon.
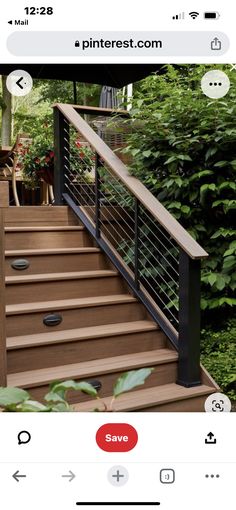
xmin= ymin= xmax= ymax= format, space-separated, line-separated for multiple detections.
xmin=204 ymin=392 xmax=232 ymax=412
xmin=18 ymin=430 xmax=31 ymax=445
xmin=201 ymin=70 xmax=230 ymax=99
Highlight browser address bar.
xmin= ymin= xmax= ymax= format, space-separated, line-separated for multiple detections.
xmin=7 ymin=31 xmax=230 ymax=56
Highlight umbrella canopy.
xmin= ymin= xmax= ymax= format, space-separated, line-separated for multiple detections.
xmin=0 ymin=64 xmax=163 ymax=87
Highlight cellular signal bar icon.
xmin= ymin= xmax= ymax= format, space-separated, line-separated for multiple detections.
xmin=172 ymin=12 xmax=185 ymax=20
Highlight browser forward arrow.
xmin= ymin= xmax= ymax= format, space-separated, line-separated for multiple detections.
xmin=61 ymin=470 xmax=76 ymax=482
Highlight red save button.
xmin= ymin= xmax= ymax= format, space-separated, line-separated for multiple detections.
xmin=96 ymin=423 xmax=138 ymax=452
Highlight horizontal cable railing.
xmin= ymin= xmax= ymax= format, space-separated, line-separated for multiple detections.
xmin=54 ymin=103 xmax=208 ymax=388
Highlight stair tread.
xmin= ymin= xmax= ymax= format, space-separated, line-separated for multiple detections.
xmin=5 ymin=247 xmax=101 ymax=256
xmin=6 ymin=269 xmax=118 ymax=284
xmin=6 ymin=294 xmax=137 ymax=315
xmin=74 ymin=383 xmax=215 ymax=412
xmin=7 ymin=320 xmax=158 ymax=349
xmin=7 ymin=349 xmax=177 ymax=388
xmin=5 ymin=226 xmax=84 ymax=232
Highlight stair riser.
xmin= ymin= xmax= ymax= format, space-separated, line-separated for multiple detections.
xmin=5 ymin=231 xmax=92 ymax=250
xmin=139 ymin=395 xmax=208 ymax=412
xmin=6 ymin=276 xmax=125 ymax=304
xmin=5 ymin=252 xmax=107 ymax=275
xmin=7 ymin=331 xmax=166 ymax=373
xmin=21 ymin=362 xmax=178 ymax=403
xmin=6 ymin=302 xmax=146 ymax=336
xmin=4 ymin=206 xmax=78 ymax=226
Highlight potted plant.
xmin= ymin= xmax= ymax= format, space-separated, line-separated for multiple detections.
xmin=21 ymin=137 xmax=54 ymax=189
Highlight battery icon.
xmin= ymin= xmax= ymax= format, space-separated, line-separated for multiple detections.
xmin=204 ymin=12 xmax=220 ymax=19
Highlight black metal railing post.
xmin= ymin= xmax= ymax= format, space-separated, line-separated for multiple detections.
xmin=134 ymin=198 xmax=140 ymax=290
xmin=54 ymin=108 xmax=69 ymax=205
xmin=95 ymin=153 xmax=101 ymax=238
xmin=177 ymin=250 xmax=201 ymax=387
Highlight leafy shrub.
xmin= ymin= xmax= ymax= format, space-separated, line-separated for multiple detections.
xmin=201 ymin=320 xmax=236 ymax=400
xmin=124 ymin=65 xmax=236 ymax=316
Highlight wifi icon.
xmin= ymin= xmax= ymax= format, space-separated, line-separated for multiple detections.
xmin=189 ymin=11 xmax=199 ymax=19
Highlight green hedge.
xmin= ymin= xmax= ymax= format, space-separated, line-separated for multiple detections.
xmin=201 ymin=320 xmax=236 ymax=400
xmin=124 ymin=65 xmax=236 ymax=316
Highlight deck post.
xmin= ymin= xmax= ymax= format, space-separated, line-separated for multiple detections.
xmin=54 ymin=108 xmax=69 ymax=205
xmin=0 ymin=208 xmax=7 ymax=386
xmin=95 ymin=153 xmax=101 ymax=238
xmin=177 ymin=249 xmax=201 ymax=387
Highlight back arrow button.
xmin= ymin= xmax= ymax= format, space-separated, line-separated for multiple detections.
xmin=16 ymin=77 xmax=24 ymax=90
xmin=13 ymin=470 xmax=27 ymax=482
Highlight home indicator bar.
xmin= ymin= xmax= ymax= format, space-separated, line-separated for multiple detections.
xmin=76 ymin=504 xmax=161 ymax=506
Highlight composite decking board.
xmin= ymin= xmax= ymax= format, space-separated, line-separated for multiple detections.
xmin=5 ymin=226 xmax=84 ymax=232
xmin=6 ymin=294 xmax=137 ymax=315
xmin=74 ymin=383 xmax=214 ymax=412
xmin=6 ymin=269 xmax=119 ymax=284
xmin=5 ymin=247 xmax=101 ymax=256
xmin=8 ymin=349 xmax=178 ymax=388
xmin=7 ymin=320 xmax=158 ymax=349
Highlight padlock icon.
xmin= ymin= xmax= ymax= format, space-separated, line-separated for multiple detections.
xmin=75 ymin=40 xmax=80 ymax=48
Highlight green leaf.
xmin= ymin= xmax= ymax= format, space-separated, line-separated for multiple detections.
xmin=113 ymin=368 xmax=154 ymax=397
xmin=177 ymin=154 xmax=192 ymax=161
xmin=189 ymin=170 xmax=213 ymax=182
xmin=164 ymin=155 xmax=177 ymax=165
xmin=222 ymin=256 xmax=236 ymax=270
xmin=215 ymin=275 xmax=227 ymax=291
xmin=20 ymin=400 xmax=49 ymax=412
xmin=205 ymin=147 xmax=218 ymax=161
xmin=137 ymin=99 xmax=144 ymax=108
xmin=0 ymin=387 xmax=30 ymax=406
xmin=143 ymin=150 xmax=152 ymax=158
xmin=51 ymin=380 xmax=98 ymax=398
xmin=44 ymin=392 xmax=66 ymax=403
xmin=181 ymin=205 xmax=190 ymax=214
xmin=51 ymin=402 xmax=72 ymax=412
xmin=208 ymin=273 xmax=217 ymax=286
xmin=214 ymin=161 xmax=228 ymax=168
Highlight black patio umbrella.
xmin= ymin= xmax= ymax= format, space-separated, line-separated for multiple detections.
xmin=0 ymin=63 xmax=164 ymax=94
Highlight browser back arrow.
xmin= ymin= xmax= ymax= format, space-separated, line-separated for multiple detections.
xmin=16 ymin=77 xmax=24 ymax=90
xmin=13 ymin=470 xmax=27 ymax=482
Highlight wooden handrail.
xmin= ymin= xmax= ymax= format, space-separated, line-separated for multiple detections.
xmin=55 ymin=103 xmax=208 ymax=259
xmin=73 ymin=105 xmax=129 ymax=117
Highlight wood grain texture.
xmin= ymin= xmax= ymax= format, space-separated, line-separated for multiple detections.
xmin=5 ymin=249 xmax=107 ymax=275
xmin=0 ymin=182 xmax=9 ymax=207
xmin=74 ymin=383 xmax=214 ymax=412
xmin=8 ymin=349 xmax=178 ymax=388
xmin=7 ymin=324 xmax=166 ymax=373
xmin=6 ymin=298 xmax=146 ymax=337
xmin=5 ymin=228 xmax=93 ymax=249
xmin=4 ymin=206 xmax=78 ymax=226
xmin=5 ymin=271 xmax=125 ymax=304
xmin=0 ymin=209 xmax=7 ymax=385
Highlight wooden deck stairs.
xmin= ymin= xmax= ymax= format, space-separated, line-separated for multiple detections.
xmin=1 ymin=205 xmax=217 ymax=411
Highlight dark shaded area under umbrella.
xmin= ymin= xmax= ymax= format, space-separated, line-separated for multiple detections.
xmin=0 ymin=63 xmax=164 ymax=88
